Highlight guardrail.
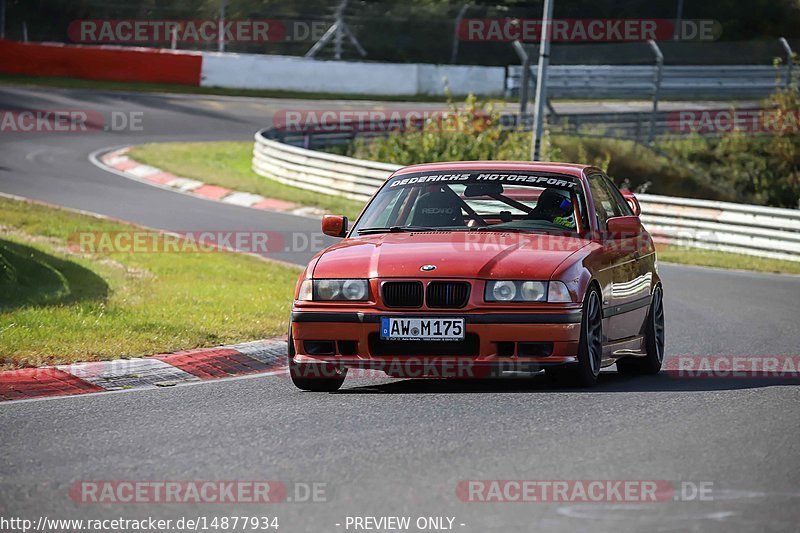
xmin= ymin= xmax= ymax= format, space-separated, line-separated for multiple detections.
xmin=252 ymin=129 xmax=400 ymax=202
xmin=253 ymin=128 xmax=800 ymax=262
xmin=502 ymin=110 xmax=708 ymax=141
xmin=506 ymin=65 xmax=786 ymax=99
xmin=637 ymin=194 xmax=800 ymax=262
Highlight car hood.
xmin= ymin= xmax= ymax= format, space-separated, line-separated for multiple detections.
xmin=311 ymin=231 xmax=590 ymax=279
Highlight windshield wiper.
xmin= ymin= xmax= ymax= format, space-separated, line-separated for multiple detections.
xmin=356 ymin=226 xmax=437 ymax=235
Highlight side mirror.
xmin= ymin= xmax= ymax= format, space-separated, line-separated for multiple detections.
xmin=606 ymin=215 xmax=643 ymax=239
xmin=621 ymin=190 xmax=641 ymax=216
xmin=322 ymin=215 xmax=348 ymax=238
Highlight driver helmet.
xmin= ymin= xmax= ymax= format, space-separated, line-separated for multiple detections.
xmin=538 ymin=188 xmax=575 ymax=228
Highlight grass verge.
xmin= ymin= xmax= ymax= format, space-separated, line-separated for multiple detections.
xmin=0 ymin=196 xmax=300 ymax=370
xmin=657 ymin=244 xmax=800 ymax=275
xmin=128 ymin=141 xmax=366 ymax=220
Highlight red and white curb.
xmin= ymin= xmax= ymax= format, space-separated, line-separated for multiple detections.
xmin=96 ymin=147 xmax=324 ymax=218
xmin=0 ymin=338 xmax=288 ymax=402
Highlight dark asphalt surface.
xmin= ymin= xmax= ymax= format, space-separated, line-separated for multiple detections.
xmin=1 ymin=86 xmax=799 ymax=532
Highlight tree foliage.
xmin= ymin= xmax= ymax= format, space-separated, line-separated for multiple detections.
xmin=7 ymin=0 xmax=800 ymax=64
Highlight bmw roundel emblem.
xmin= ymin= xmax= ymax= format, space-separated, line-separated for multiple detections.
xmin=420 ymin=264 xmax=437 ymax=271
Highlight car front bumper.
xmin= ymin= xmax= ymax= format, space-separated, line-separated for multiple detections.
xmin=290 ymin=310 xmax=583 ymax=376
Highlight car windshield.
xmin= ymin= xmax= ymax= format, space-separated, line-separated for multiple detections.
xmin=353 ymin=170 xmax=588 ymax=235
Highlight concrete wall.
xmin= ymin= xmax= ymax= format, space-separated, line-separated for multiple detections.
xmin=416 ymin=64 xmax=506 ymax=96
xmin=0 ymin=39 xmax=202 ymax=85
xmin=0 ymin=40 xmax=506 ymax=97
xmin=201 ymin=52 xmax=505 ymax=96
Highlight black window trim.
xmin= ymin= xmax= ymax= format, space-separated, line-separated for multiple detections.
xmin=601 ymin=173 xmax=634 ymax=217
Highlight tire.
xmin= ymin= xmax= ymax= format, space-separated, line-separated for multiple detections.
xmin=288 ymin=326 xmax=346 ymax=392
xmin=616 ymin=285 xmax=665 ymax=375
xmin=547 ymin=286 xmax=603 ymax=388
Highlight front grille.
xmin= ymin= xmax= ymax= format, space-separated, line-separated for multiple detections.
xmin=382 ymin=281 xmax=423 ymax=308
xmin=426 ymin=281 xmax=470 ymax=308
xmin=368 ymin=333 xmax=480 ymax=356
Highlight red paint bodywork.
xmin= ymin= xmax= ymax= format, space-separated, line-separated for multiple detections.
xmin=321 ymin=214 xmax=348 ymax=237
xmin=291 ymin=162 xmax=660 ymax=374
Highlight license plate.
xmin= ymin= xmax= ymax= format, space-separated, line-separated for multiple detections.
xmin=380 ymin=317 xmax=465 ymax=341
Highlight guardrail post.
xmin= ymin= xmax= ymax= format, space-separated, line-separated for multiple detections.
xmin=779 ymin=37 xmax=794 ymax=88
xmin=647 ymin=39 xmax=664 ymax=145
xmin=634 ymin=114 xmax=643 ymax=146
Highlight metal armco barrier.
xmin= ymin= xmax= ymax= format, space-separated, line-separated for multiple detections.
xmin=252 ymin=130 xmax=400 ymax=202
xmin=637 ymin=194 xmax=800 ymax=262
xmin=506 ymin=65 xmax=786 ymax=99
xmin=253 ymin=129 xmax=800 ymax=262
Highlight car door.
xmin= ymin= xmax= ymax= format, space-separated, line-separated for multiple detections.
xmin=586 ymin=173 xmax=645 ymax=341
xmin=601 ymin=174 xmax=652 ymax=340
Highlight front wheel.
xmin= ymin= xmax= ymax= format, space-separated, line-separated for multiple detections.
xmin=547 ymin=286 xmax=603 ymax=387
xmin=288 ymin=327 xmax=347 ymax=392
xmin=616 ymin=285 xmax=665 ymax=375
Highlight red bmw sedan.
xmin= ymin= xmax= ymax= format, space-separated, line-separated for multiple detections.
xmin=289 ymin=162 xmax=665 ymax=390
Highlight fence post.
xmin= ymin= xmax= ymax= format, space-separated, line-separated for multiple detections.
xmin=450 ymin=4 xmax=470 ymax=64
xmin=647 ymin=39 xmax=664 ymax=144
xmin=779 ymin=37 xmax=794 ymax=88
xmin=218 ymin=0 xmax=227 ymax=53
xmin=512 ymin=40 xmax=531 ymax=116
xmin=306 ymin=0 xmax=365 ymax=59
xmin=530 ymin=0 xmax=555 ymax=161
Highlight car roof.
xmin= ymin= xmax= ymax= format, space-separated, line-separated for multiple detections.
xmin=391 ymin=161 xmax=595 ymax=179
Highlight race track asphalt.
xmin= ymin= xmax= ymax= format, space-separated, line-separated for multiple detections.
xmin=0 ymin=86 xmax=798 ymax=533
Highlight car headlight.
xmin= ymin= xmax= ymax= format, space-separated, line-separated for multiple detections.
xmin=484 ymin=280 xmax=573 ymax=303
xmin=298 ymin=279 xmax=370 ymax=301
xmin=521 ymin=281 xmax=546 ymax=301
xmin=489 ymin=280 xmax=518 ymax=301
xmin=342 ymin=279 xmax=368 ymax=300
